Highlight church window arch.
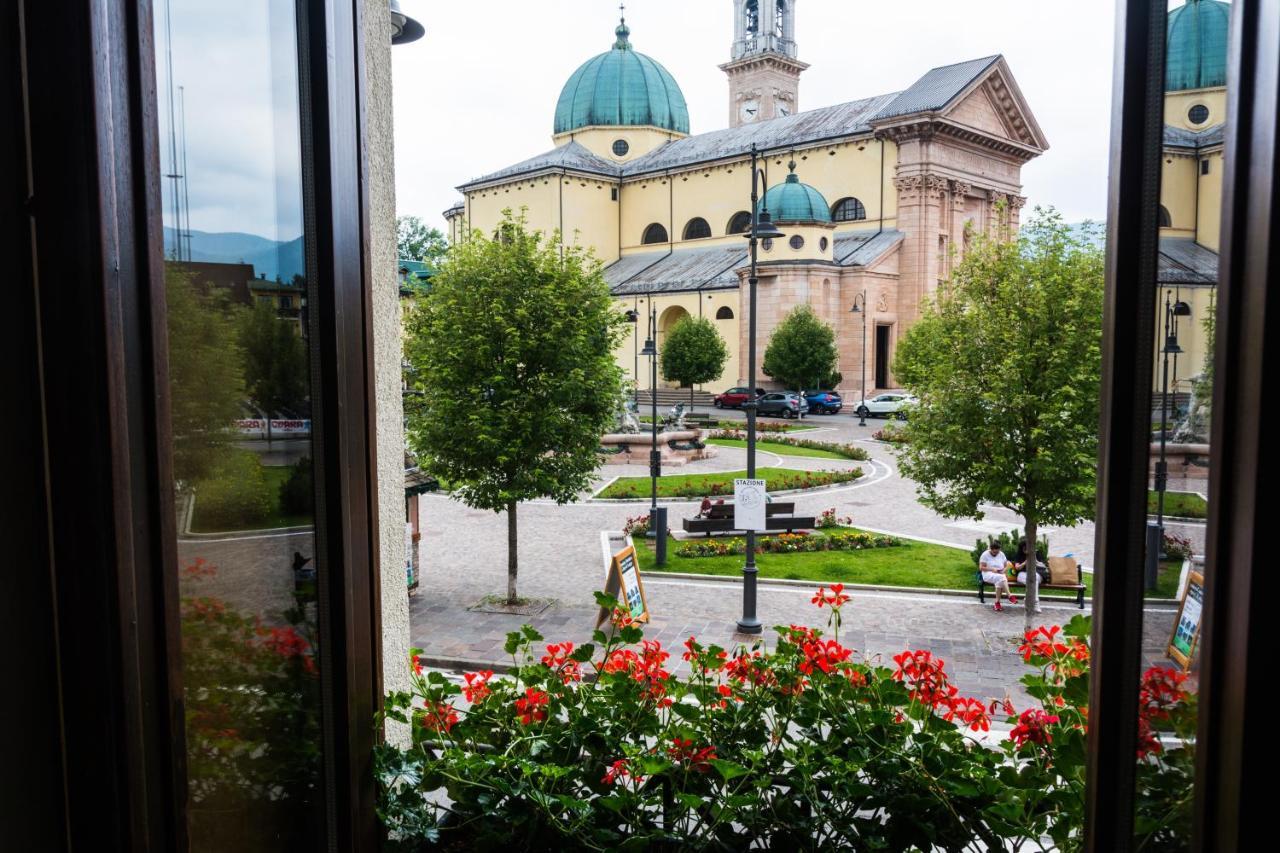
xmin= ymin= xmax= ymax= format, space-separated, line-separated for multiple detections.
xmin=1158 ymin=205 xmax=1172 ymax=228
xmin=775 ymin=0 xmax=786 ymax=38
xmin=832 ymin=197 xmax=867 ymax=222
xmin=642 ymin=223 xmax=669 ymax=245
xmin=727 ymin=211 xmax=752 ymax=234
xmin=716 ymin=306 xmax=735 ymax=320
xmin=683 ymin=218 xmax=712 ymax=240
xmin=744 ymin=1 xmax=759 ymax=36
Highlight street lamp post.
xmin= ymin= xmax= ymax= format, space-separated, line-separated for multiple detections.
xmin=737 ymin=144 xmax=784 ymax=635
xmin=1148 ymin=292 xmax=1191 ymax=590
xmin=851 ymin=291 xmax=868 ymax=427
xmin=626 ymin=308 xmax=640 ymax=407
xmin=640 ymin=305 xmax=666 ymax=565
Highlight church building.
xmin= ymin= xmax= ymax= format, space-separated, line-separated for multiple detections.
xmin=445 ymin=1 xmax=1049 ymax=398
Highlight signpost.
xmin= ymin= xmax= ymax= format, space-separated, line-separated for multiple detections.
xmin=734 ymin=478 xmax=767 ymax=532
xmin=596 ymin=544 xmax=650 ymax=628
xmin=1167 ymin=570 xmax=1204 ymax=672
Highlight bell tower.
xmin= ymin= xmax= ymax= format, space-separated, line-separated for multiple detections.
xmin=722 ymin=0 xmax=808 ymax=127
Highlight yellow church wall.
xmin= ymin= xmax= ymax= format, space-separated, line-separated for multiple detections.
xmin=464 ymin=177 xmax=560 ymax=240
xmin=1195 ymin=151 xmax=1224 ymax=251
xmin=1150 ymin=285 xmax=1215 ymax=395
xmin=619 ymin=175 xmax=676 ymax=251
xmin=558 ymin=178 xmax=620 ymax=259
xmin=1164 ymin=87 xmax=1228 ymax=131
xmin=614 ymin=290 xmax=743 ymax=393
xmin=1159 ymin=155 xmax=1198 ymax=239
xmin=462 ymin=174 xmax=622 ymax=258
xmin=556 ymin=126 xmax=684 ymax=163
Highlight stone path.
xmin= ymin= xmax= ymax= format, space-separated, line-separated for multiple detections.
xmin=408 ymin=409 xmax=1187 ymax=709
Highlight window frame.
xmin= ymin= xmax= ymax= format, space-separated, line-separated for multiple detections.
xmin=682 ymin=217 xmax=712 ymax=240
xmin=642 ymin=223 xmax=669 ymax=245
xmin=831 ymin=196 xmax=867 ymax=222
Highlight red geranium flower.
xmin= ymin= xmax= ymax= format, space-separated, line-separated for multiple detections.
xmin=1009 ymin=708 xmax=1060 ymax=748
xmin=514 ymin=688 xmax=549 ymax=725
xmin=667 ymin=737 xmax=717 ymax=773
xmin=420 ymin=700 xmax=459 ymax=734
xmin=462 ymin=670 xmax=494 ymax=703
xmin=943 ymin=696 xmax=991 ymax=732
xmin=799 ymin=639 xmax=853 ymax=676
xmin=602 ymin=758 xmax=643 ymax=786
xmin=892 ymin=649 xmax=957 ymax=708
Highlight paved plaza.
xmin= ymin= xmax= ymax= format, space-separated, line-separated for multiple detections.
xmin=407 ymin=410 xmax=1196 ymax=708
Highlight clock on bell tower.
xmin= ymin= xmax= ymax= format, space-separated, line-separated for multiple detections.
xmin=721 ymin=0 xmax=808 ymax=127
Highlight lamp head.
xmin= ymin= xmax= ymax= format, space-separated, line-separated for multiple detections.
xmin=748 ymin=210 xmax=785 ymax=241
xmin=1172 ymin=300 xmax=1192 ymax=317
xmin=641 ymin=338 xmax=657 ymax=357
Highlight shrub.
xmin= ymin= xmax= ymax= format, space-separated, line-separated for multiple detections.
xmin=376 ymin=596 xmax=1194 ymax=851
xmin=816 ymin=507 xmax=852 ymax=529
xmin=196 ymin=452 xmax=272 ymax=530
xmin=278 ymin=456 xmax=313 ymax=516
xmin=622 ymin=514 xmax=650 ymax=537
xmin=970 ymin=528 xmax=1051 ymax=567
xmin=1163 ymin=532 xmax=1194 ymax=561
xmin=677 ymin=530 xmax=900 ymax=558
xmin=707 ymin=430 xmax=870 ymax=460
xmin=873 ymin=425 xmax=908 ymax=444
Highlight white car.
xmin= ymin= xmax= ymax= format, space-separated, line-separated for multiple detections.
xmin=855 ymin=393 xmax=918 ymax=420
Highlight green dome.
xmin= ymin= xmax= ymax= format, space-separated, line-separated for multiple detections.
xmin=758 ymin=164 xmax=832 ymax=224
xmin=1166 ymin=0 xmax=1231 ymax=92
xmin=554 ymin=22 xmax=689 ymax=135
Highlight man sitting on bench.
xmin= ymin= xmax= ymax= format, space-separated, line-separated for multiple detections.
xmin=979 ymin=540 xmax=1018 ymax=612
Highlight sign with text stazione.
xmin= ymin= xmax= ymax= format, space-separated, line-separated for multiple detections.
xmin=596 ymin=545 xmax=650 ymax=628
xmin=734 ymin=479 xmax=767 ymax=531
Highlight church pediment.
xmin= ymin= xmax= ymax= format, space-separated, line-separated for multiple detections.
xmin=941 ymin=64 xmax=1047 ymax=151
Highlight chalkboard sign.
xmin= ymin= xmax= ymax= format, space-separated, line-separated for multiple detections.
xmin=1167 ymin=570 xmax=1204 ymax=672
xmin=596 ymin=544 xmax=650 ymax=628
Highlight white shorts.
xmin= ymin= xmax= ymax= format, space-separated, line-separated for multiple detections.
xmin=981 ymin=571 xmax=1009 ymax=587
xmin=1016 ymin=571 xmax=1040 ymax=588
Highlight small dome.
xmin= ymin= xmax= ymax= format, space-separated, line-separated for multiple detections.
xmin=1166 ymin=0 xmax=1231 ymax=92
xmin=759 ymin=163 xmax=832 ymax=224
xmin=554 ymin=21 xmax=690 ymax=135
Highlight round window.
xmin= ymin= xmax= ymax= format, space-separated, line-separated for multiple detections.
xmin=761 ymin=238 xmax=773 ymax=252
xmin=612 ymin=139 xmax=630 ymax=156
xmin=1188 ymin=104 xmax=1209 ymax=125
xmin=819 ymin=236 xmax=829 ymax=251
xmin=789 ymin=235 xmax=805 ymax=250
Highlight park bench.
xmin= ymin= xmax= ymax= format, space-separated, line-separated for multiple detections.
xmin=976 ymin=556 xmax=1086 ymax=609
xmin=682 ymin=501 xmax=816 ymax=536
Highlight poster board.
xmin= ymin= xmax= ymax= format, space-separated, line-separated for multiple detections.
xmin=734 ymin=478 xmax=767 ymax=531
xmin=595 ymin=544 xmax=650 ymax=628
xmin=1167 ymin=570 xmax=1204 ymax=672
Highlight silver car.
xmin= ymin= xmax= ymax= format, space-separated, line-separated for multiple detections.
xmin=756 ymin=392 xmax=805 ymax=419
xmin=855 ymin=393 xmax=917 ymax=420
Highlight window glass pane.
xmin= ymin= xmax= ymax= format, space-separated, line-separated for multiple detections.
xmin=156 ymin=0 xmax=321 ymax=848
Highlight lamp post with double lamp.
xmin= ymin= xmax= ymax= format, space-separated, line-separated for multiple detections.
xmin=1147 ymin=291 xmax=1191 ymax=589
xmin=625 ymin=308 xmax=640 ymax=406
xmin=639 ymin=303 xmax=667 ymax=565
xmin=737 ymin=144 xmax=785 ymax=634
xmin=850 ymin=291 xmax=868 ymax=427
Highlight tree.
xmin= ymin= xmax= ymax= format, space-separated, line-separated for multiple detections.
xmin=762 ymin=305 xmax=840 ymax=391
xmin=397 ymin=215 xmax=448 ymax=267
xmin=240 ymin=299 xmax=308 ymax=441
xmin=660 ymin=315 xmax=729 ymax=411
xmin=403 ymin=212 xmax=627 ymax=604
xmin=892 ymin=208 xmax=1104 ymax=627
xmin=165 ymin=267 xmax=247 ymax=486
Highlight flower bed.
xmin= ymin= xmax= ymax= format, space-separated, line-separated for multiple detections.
xmin=872 ymin=425 xmax=908 ymax=444
xmin=597 ymin=467 xmax=862 ymax=499
xmin=707 ymin=430 xmax=870 ymax=460
xmin=677 ymin=530 xmax=902 ymax=558
xmin=376 ymin=591 xmax=1194 ymax=850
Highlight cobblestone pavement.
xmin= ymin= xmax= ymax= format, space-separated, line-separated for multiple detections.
xmin=409 ymin=409 xmax=1187 ymax=708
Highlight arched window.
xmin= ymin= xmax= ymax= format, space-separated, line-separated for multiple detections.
xmin=1158 ymin=205 xmax=1172 ymax=228
xmin=745 ymin=0 xmax=759 ymax=36
xmin=774 ymin=0 xmax=786 ymax=38
xmin=683 ymin=218 xmax=712 ymax=240
xmin=727 ymin=211 xmax=752 ymax=234
xmin=832 ymin=197 xmax=867 ymax=222
xmin=642 ymin=223 xmax=669 ymax=245
xmin=715 ymin=306 xmax=735 ymax=320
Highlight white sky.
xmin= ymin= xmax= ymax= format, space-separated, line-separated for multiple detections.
xmin=391 ymin=0 xmax=1121 ymax=232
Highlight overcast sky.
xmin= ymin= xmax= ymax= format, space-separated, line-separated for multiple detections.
xmin=392 ymin=0 xmax=1122 ymax=232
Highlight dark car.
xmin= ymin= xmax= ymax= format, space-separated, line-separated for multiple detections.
xmin=714 ymin=386 xmax=764 ymax=409
xmin=756 ymin=392 xmax=805 ymax=419
xmin=804 ymin=391 xmax=843 ymax=415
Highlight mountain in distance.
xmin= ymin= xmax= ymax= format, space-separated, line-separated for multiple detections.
xmin=164 ymin=227 xmax=305 ymax=282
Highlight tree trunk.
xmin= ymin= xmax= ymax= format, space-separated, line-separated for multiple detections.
xmin=1024 ymin=516 xmax=1040 ymax=631
xmin=506 ymin=500 xmax=519 ymax=605
xmin=689 ymin=385 xmax=695 ymax=415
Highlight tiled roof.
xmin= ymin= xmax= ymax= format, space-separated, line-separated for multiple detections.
xmin=869 ymin=56 xmax=1001 ymax=121
xmin=833 ymin=229 xmax=905 ymax=266
xmin=1163 ymin=123 xmax=1225 ymax=150
xmin=606 ymin=244 xmax=748 ymax=295
xmin=1157 ymin=237 xmax=1218 ymax=285
xmin=462 ymin=141 xmax=616 ymax=188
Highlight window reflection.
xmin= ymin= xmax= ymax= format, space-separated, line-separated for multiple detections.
xmin=156 ymin=0 xmax=321 ymax=848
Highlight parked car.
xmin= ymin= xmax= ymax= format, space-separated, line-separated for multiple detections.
xmin=804 ymin=391 xmax=843 ymax=415
xmin=756 ymin=392 xmax=805 ymax=419
xmin=714 ymin=387 xmax=764 ymax=409
xmin=855 ymin=393 xmax=918 ymax=420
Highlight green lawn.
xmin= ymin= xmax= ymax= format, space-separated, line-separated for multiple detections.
xmin=635 ymin=527 xmax=1100 ymax=600
xmin=705 ymin=437 xmax=847 ymax=460
xmin=597 ymin=467 xmax=861 ymax=499
xmin=190 ymin=464 xmax=313 ymax=533
xmin=1151 ymin=559 xmax=1183 ymax=599
xmin=1147 ymin=490 xmax=1207 ymax=519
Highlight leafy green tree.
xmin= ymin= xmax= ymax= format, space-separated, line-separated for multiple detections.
xmin=240 ymin=300 xmax=309 ymax=441
xmin=397 ymin=215 xmax=448 ymax=267
xmin=165 ymin=267 xmax=246 ymax=486
xmin=403 ymin=212 xmax=627 ymax=604
xmin=892 ymin=209 xmax=1104 ymax=626
xmin=762 ymin=304 xmax=840 ymax=391
xmin=660 ymin=315 xmax=729 ymax=411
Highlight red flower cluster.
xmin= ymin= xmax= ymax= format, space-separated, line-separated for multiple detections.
xmin=1135 ymin=666 xmax=1190 ymax=758
xmin=892 ymin=650 xmax=957 ymax=708
xmin=724 ymin=650 xmax=777 ymax=689
xmin=260 ymin=625 xmax=316 ymax=673
xmin=811 ymin=583 xmax=851 ymax=609
xmin=942 ymin=696 xmax=992 ymax=732
xmin=603 ymin=641 xmax=673 ymax=706
xmin=602 ymin=757 xmax=643 ymax=786
xmin=1010 ymin=708 xmax=1060 ymax=748
xmin=514 ymin=688 xmax=549 ymax=725
xmin=681 ymin=636 xmax=728 ymax=674
xmin=463 ymin=670 xmax=494 ymax=704
xmin=1018 ymin=625 xmax=1090 ymax=675
xmin=799 ymin=639 xmax=853 ymax=676
xmin=182 ymin=557 xmax=217 ymax=578
xmin=541 ymin=642 xmax=582 ymax=684
xmin=667 ymin=737 xmax=717 ymax=773
xmin=420 ymin=700 xmax=459 ymax=734
xmin=412 ymin=654 xmax=424 ymax=676
xmin=183 ymin=597 xmax=226 ymax=622
xmin=610 ymin=608 xmax=638 ymax=630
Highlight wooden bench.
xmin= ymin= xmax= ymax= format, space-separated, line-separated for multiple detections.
xmin=976 ymin=557 xmax=1086 ymax=609
xmin=682 ymin=501 xmax=816 ymax=536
